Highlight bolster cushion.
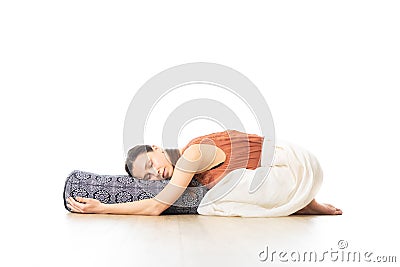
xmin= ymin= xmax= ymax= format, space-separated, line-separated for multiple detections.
xmin=63 ymin=170 xmax=209 ymax=215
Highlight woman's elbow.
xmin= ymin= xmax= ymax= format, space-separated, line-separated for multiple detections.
xmin=149 ymin=208 xmax=162 ymax=216
xmin=148 ymin=201 xmax=169 ymax=216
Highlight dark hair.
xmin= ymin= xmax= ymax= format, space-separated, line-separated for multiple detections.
xmin=125 ymin=145 xmax=153 ymax=177
xmin=124 ymin=145 xmax=182 ymax=177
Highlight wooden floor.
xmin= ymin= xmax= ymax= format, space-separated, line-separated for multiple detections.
xmin=43 ymin=211 xmax=396 ymax=267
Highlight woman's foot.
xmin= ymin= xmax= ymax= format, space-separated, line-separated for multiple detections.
xmin=294 ymin=199 xmax=343 ymax=215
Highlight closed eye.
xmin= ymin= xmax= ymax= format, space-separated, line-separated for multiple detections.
xmin=144 ymin=160 xmax=153 ymax=180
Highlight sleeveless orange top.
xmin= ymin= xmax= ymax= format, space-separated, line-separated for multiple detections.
xmin=181 ymin=130 xmax=264 ymax=189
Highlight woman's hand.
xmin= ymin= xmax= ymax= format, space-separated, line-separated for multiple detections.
xmin=67 ymin=197 xmax=106 ymax=214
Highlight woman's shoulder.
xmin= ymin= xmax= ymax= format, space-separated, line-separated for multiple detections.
xmin=181 ymin=144 xmax=226 ymax=173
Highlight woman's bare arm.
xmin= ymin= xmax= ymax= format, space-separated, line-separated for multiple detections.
xmin=67 ymin=195 xmax=163 ymax=215
xmin=151 ymin=143 xmax=224 ymax=215
xmin=145 ymin=144 xmax=205 ymax=215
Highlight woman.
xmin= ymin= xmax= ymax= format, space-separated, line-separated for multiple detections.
xmin=67 ymin=130 xmax=342 ymax=216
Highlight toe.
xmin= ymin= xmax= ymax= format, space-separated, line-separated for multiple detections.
xmin=324 ymin=203 xmax=342 ymax=215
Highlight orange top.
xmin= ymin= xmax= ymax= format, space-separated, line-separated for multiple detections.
xmin=181 ymin=129 xmax=264 ymax=189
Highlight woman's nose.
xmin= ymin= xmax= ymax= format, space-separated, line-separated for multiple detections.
xmin=149 ymin=167 xmax=161 ymax=177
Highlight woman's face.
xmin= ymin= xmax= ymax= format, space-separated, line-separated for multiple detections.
xmin=130 ymin=145 xmax=174 ymax=180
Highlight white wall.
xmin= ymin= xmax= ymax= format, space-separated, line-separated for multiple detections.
xmin=1 ymin=0 xmax=399 ymax=265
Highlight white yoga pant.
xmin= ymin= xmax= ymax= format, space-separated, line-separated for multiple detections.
xmin=260 ymin=138 xmax=324 ymax=188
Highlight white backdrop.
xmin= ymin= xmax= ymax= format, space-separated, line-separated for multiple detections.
xmin=1 ymin=0 xmax=399 ymax=265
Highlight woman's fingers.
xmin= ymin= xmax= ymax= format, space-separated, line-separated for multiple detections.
xmin=76 ymin=197 xmax=91 ymax=203
xmin=70 ymin=197 xmax=86 ymax=209
xmin=67 ymin=197 xmax=84 ymax=213
xmin=67 ymin=202 xmax=81 ymax=213
xmin=67 ymin=203 xmax=81 ymax=213
xmin=67 ymin=196 xmax=105 ymax=214
xmin=67 ymin=198 xmax=80 ymax=212
xmin=67 ymin=197 xmax=102 ymax=213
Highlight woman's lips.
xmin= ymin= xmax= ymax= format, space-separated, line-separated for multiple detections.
xmin=163 ymin=169 xmax=166 ymax=178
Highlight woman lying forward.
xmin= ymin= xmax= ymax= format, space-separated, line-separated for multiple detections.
xmin=67 ymin=130 xmax=342 ymax=216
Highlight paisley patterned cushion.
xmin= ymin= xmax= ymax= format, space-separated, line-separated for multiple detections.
xmin=63 ymin=170 xmax=209 ymax=215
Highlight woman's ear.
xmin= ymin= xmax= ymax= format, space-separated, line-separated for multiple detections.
xmin=151 ymin=145 xmax=162 ymax=152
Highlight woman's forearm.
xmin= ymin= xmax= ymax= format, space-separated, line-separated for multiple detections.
xmin=102 ymin=198 xmax=166 ymax=216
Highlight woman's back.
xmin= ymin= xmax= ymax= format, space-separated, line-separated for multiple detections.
xmin=181 ymin=129 xmax=264 ymax=189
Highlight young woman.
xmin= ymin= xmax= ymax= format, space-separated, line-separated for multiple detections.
xmin=67 ymin=130 xmax=342 ymax=216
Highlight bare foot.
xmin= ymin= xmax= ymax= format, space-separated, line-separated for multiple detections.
xmin=294 ymin=199 xmax=342 ymax=215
